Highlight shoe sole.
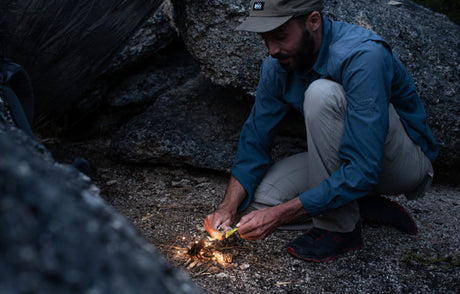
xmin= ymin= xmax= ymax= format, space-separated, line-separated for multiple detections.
xmin=287 ymin=243 xmax=364 ymax=263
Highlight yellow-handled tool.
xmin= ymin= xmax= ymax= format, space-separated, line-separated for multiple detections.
xmin=224 ymin=227 xmax=238 ymax=238
xmin=217 ymin=225 xmax=239 ymax=239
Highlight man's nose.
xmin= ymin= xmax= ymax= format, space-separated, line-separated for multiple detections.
xmin=266 ymin=40 xmax=280 ymax=56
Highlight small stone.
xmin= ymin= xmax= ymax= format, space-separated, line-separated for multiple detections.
xmin=388 ymin=1 xmax=403 ymax=6
xmin=106 ymin=180 xmax=117 ymax=186
xmin=208 ymin=266 xmax=220 ymax=274
xmin=214 ymin=273 xmax=229 ymax=279
xmin=240 ymin=263 xmax=250 ymax=270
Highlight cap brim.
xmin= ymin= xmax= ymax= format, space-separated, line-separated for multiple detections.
xmin=235 ymin=16 xmax=292 ymax=33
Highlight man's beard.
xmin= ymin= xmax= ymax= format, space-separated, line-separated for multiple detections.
xmin=278 ymin=30 xmax=317 ymax=73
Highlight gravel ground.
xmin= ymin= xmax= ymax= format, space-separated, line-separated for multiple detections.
xmin=46 ymin=137 xmax=460 ymax=294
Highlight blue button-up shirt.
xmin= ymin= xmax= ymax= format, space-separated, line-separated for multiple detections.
xmin=232 ymin=17 xmax=438 ymax=216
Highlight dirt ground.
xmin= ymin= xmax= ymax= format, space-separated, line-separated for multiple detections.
xmin=44 ymin=136 xmax=460 ymax=294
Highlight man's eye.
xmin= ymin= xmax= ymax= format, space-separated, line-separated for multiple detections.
xmin=273 ymin=34 xmax=287 ymax=41
xmin=261 ymin=32 xmax=287 ymax=43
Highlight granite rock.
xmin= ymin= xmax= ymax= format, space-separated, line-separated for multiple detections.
xmin=0 ymin=120 xmax=201 ymax=293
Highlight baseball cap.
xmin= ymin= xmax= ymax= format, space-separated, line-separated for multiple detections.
xmin=235 ymin=0 xmax=324 ymax=33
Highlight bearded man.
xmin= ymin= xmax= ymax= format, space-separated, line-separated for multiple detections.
xmin=204 ymin=0 xmax=438 ymax=262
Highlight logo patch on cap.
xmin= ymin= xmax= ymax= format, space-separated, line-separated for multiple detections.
xmin=253 ymin=2 xmax=264 ymax=11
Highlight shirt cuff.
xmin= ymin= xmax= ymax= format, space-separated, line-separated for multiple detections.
xmin=298 ymin=187 xmax=328 ymax=217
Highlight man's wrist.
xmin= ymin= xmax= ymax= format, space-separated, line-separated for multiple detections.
xmin=216 ymin=201 xmax=238 ymax=216
xmin=275 ymin=197 xmax=308 ymax=226
xmin=217 ymin=175 xmax=247 ymax=214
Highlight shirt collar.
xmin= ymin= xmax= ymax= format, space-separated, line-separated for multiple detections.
xmin=311 ymin=16 xmax=331 ymax=76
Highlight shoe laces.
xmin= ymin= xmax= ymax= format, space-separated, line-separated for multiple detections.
xmin=307 ymin=227 xmax=330 ymax=241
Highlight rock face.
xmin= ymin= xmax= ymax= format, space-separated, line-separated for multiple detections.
xmin=173 ymin=0 xmax=266 ymax=95
xmin=110 ymin=71 xmax=308 ymax=172
xmin=106 ymin=1 xmax=178 ymax=74
xmin=170 ymin=0 xmax=459 ymax=170
xmin=73 ymin=43 xmax=201 ymax=138
xmin=111 ymin=76 xmax=253 ymax=172
xmin=0 ymin=112 xmax=201 ymax=293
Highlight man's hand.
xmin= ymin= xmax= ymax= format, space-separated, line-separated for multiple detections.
xmin=236 ymin=207 xmax=281 ymax=240
xmin=204 ymin=175 xmax=247 ymax=240
xmin=204 ymin=175 xmax=308 ymax=241
xmin=204 ymin=208 xmax=234 ymax=240
xmin=238 ymin=197 xmax=308 ymax=240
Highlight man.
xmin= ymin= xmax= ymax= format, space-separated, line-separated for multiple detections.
xmin=204 ymin=0 xmax=438 ymax=262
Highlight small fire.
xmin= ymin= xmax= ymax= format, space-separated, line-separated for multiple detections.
xmin=211 ymin=251 xmax=232 ymax=265
xmin=170 ymin=234 xmax=236 ymax=268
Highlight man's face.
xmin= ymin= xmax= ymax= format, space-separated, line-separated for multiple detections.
xmin=260 ymin=19 xmax=317 ymax=72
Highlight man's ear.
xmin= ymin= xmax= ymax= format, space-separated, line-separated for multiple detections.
xmin=306 ymin=11 xmax=322 ymax=32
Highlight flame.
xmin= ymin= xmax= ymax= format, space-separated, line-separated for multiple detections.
xmin=211 ymin=251 xmax=232 ymax=265
xmin=171 ymin=235 xmax=234 ymax=268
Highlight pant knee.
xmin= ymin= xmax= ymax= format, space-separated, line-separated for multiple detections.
xmin=303 ymin=79 xmax=347 ymax=121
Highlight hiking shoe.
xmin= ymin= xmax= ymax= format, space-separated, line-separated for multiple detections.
xmin=358 ymin=195 xmax=417 ymax=235
xmin=287 ymin=223 xmax=363 ymax=262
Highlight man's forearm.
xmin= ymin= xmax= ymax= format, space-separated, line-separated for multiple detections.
xmin=273 ymin=197 xmax=309 ymax=226
xmin=217 ymin=175 xmax=247 ymax=214
xmin=235 ymin=196 xmax=309 ymax=240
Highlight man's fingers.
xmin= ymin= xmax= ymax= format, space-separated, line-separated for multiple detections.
xmin=204 ymin=219 xmax=224 ymax=240
xmin=239 ymin=226 xmax=264 ymax=240
xmin=210 ymin=229 xmax=224 ymax=240
xmin=237 ymin=213 xmax=259 ymax=238
xmin=237 ymin=209 xmax=278 ymax=240
xmin=204 ymin=211 xmax=234 ymax=240
xmin=237 ymin=211 xmax=256 ymax=227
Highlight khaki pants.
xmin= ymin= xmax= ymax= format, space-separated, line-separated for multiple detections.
xmin=249 ymin=79 xmax=434 ymax=233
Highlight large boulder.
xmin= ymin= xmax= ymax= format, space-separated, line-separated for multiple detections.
xmin=0 ymin=104 xmax=201 ymax=293
xmin=172 ymin=0 xmax=265 ymax=94
xmin=111 ymin=75 xmax=253 ymax=172
xmin=111 ymin=73 xmax=308 ymax=171
xmin=67 ymin=42 xmax=200 ymax=138
xmin=171 ymin=0 xmax=459 ymax=171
